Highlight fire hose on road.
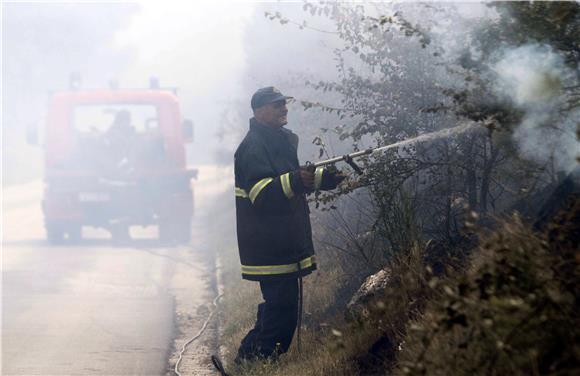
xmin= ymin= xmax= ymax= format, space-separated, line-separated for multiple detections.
xmin=174 ymin=293 xmax=224 ymax=376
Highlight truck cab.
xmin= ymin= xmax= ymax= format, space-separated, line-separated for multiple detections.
xmin=41 ymin=86 xmax=196 ymax=244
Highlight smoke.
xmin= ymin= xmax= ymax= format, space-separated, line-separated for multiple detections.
xmin=2 ymin=3 xmax=138 ymax=185
xmin=492 ymin=44 xmax=579 ymax=173
xmin=112 ymin=1 xmax=253 ymax=165
xmin=493 ymin=45 xmax=568 ymax=108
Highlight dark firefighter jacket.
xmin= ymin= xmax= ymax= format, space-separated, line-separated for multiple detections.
xmin=234 ymin=118 xmax=337 ymax=281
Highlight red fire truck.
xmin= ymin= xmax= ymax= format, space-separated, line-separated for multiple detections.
xmin=38 ymin=81 xmax=196 ymax=244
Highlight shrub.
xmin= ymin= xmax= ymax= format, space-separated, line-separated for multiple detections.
xmin=396 ymin=209 xmax=579 ymax=375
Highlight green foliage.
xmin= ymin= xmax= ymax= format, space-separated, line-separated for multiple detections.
xmin=296 ymin=3 xmax=489 ymax=252
xmin=294 ymin=2 xmax=577 ymax=253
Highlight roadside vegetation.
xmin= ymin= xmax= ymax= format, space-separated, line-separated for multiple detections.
xmin=217 ymin=2 xmax=579 ymax=375
xmin=218 ymin=201 xmax=578 ymax=376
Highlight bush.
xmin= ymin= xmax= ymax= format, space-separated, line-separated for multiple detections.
xmin=396 ymin=210 xmax=579 ymax=375
xmin=217 ymin=197 xmax=579 ymax=376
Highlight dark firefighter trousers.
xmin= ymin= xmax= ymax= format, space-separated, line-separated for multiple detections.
xmin=236 ymin=278 xmax=298 ymax=362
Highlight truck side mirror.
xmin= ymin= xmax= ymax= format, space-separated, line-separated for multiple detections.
xmin=182 ymin=119 xmax=194 ymax=143
xmin=26 ymin=122 xmax=39 ymax=145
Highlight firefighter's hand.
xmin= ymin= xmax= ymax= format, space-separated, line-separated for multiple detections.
xmin=323 ymin=165 xmax=346 ymax=189
xmin=332 ymin=171 xmax=347 ymax=186
xmin=299 ymin=168 xmax=315 ymax=190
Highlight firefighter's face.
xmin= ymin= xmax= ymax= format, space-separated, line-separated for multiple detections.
xmin=256 ymin=100 xmax=288 ymax=128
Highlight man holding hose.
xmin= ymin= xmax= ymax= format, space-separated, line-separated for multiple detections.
xmin=233 ymin=86 xmax=344 ymax=363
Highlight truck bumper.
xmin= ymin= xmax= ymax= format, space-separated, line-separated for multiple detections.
xmin=43 ymin=174 xmax=194 ymax=228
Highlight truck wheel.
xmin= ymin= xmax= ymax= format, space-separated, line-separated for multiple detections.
xmin=157 ymin=222 xmax=172 ymax=243
xmin=175 ymin=220 xmax=192 ymax=245
xmin=67 ymin=225 xmax=82 ymax=243
xmin=111 ymin=224 xmax=130 ymax=243
xmin=159 ymin=222 xmax=174 ymax=244
xmin=46 ymin=223 xmax=64 ymax=245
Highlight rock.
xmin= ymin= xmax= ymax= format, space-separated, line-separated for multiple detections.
xmin=346 ymin=267 xmax=392 ymax=321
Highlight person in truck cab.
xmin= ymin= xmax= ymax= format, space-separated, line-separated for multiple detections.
xmin=106 ymin=110 xmax=136 ymax=142
xmin=104 ymin=110 xmax=137 ymax=172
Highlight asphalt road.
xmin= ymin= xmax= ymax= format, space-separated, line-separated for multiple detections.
xmin=2 ymin=166 xmax=233 ymax=375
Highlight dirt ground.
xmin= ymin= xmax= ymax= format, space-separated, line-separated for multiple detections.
xmin=165 ymin=247 xmax=220 ymax=376
xmin=165 ymin=164 xmax=234 ymax=376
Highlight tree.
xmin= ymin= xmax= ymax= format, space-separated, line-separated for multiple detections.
xmin=269 ymin=1 xmax=579 ymax=262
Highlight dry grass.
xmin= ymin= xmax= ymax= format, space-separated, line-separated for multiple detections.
xmin=217 ymin=242 xmax=432 ymax=376
xmin=217 ymin=244 xmax=362 ymax=375
xmin=217 ymin=201 xmax=579 ymax=375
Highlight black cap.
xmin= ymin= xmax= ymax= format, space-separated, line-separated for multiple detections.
xmin=251 ymin=86 xmax=293 ymax=110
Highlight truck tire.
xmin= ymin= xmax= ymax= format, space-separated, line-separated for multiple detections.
xmin=111 ymin=224 xmax=130 ymax=243
xmin=46 ymin=222 xmax=64 ymax=244
xmin=158 ymin=222 xmax=173 ymax=244
xmin=67 ymin=224 xmax=82 ymax=243
xmin=175 ymin=220 xmax=192 ymax=245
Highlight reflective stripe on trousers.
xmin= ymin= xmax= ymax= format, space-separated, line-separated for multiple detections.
xmin=241 ymin=256 xmax=316 ymax=276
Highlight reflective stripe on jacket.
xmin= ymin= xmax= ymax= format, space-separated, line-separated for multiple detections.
xmin=234 ymin=118 xmax=315 ymax=281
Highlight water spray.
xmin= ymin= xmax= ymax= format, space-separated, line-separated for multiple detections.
xmin=309 ymin=122 xmax=477 ymax=173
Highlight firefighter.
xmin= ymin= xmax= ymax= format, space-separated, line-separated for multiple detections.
xmin=107 ymin=109 xmax=136 ymax=140
xmin=103 ymin=109 xmax=137 ymax=174
xmin=234 ymin=86 xmax=344 ymax=363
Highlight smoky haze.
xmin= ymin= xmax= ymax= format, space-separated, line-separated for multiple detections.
xmin=3 ymin=2 xmax=578 ymax=374
xmin=7 ymin=2 xmax=569 ymax=187
xmin=2 ymin=4 xmax=258 ymax=372
xmin=492 ymin=44 xmax=579 ymax=172
xmin=3 ymin=3 xmax=138 ymax=185
xmin=2 ymin=2 xmax=253 ymax=186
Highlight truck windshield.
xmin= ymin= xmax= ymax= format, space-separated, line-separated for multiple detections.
xmin=73 ymin=104 xmax=158 ymax=134
xmin=68 ymin=104 xmax=167 ymax=174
